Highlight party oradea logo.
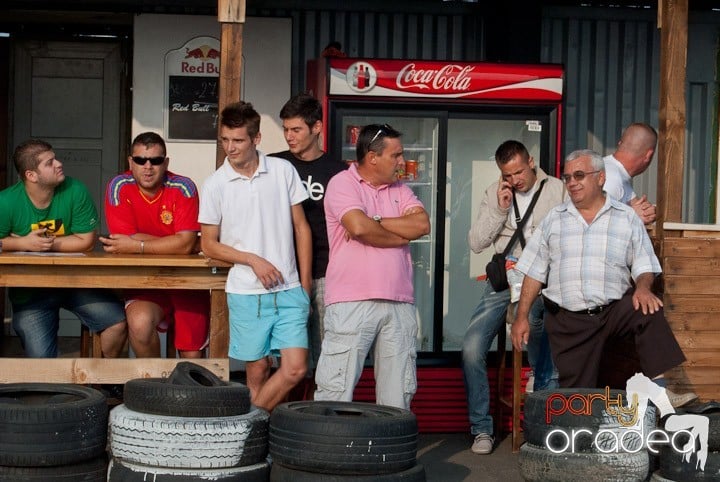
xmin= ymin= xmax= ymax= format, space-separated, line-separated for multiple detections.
xmin=544 ymin=373 xmax=709 ymax=471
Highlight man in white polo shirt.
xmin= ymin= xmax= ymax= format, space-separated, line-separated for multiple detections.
xmin=199 ymin=101 xmax=313 ymax=412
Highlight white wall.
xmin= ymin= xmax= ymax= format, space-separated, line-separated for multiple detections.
xmin=132 ymin=14 xmax=291 ymax=190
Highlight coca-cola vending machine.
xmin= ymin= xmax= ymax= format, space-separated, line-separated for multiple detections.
xmin=308 ymin=58 xmax=564 ymax=360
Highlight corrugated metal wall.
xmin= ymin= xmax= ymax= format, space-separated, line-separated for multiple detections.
xmin=541 ymin=7 xmax=720 ymax=223
xmin=247 ymin=6 xmax=485 ymax=96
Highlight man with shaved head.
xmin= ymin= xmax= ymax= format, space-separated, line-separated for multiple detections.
xmin=603 ymin=122 xmax=658 ymax=224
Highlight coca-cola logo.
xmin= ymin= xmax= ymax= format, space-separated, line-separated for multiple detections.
xmin=396 ymin=63 xmax=474 ymax=91
xmin=345 ymin=61 xmax=377 ymax=92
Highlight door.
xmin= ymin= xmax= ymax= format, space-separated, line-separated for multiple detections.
xmin=11 ymin=39 xmax=124 ymax=337
xmin=443 ymin=115 xmax=550 ymax=352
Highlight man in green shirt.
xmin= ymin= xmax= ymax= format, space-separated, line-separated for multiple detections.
xmin=0 ymin=139 xmax=127 ymax=357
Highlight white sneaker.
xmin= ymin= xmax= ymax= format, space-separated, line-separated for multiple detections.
xmin=471 ymin=433 xmax=494 ymax=454
xmin=525 ymin=371 xmax=534 ymax=393
xmin=666 ymin=389 xmax=698 ymax=408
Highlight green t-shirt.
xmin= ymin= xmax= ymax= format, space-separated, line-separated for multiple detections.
xmin=0 ymin=177 xmax=99 ymax=238
xmin=0 ymin=177 xmax=99 ymax=305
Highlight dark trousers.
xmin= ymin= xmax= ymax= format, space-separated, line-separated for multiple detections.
xmin=544 ymin=292 xmax=686 ymax=389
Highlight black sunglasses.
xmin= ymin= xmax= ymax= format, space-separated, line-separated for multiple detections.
xmin=131 ymin=156 xmax=166 ymax=166
xmin=369 ymin=124 xmax=393 ymax=144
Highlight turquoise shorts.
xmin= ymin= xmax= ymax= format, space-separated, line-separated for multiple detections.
xmin=227 ymin=286 xmax=309 ymax=361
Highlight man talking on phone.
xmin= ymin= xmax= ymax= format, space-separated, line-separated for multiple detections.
xmin=462 ymin=140 xmax=566 ymax=454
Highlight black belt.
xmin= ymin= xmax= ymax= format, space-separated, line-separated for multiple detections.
xmin=543 ymin=296 xmax=612 ymax=316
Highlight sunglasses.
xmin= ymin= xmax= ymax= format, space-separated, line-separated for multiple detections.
xmin=369 ymin=124 xmax=393 ymax=145
xmin=561 ymin=170 xmax=601 ymax=184
xmin=131 ymin=156 xmax=166 ymax=166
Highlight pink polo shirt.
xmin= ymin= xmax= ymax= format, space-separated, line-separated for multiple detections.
xmin=324 ymin=163 xmax=424 ymax=305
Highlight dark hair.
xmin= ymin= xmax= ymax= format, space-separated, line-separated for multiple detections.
xmin=131 ymin=131 xmax=166 ymax=156
xmin=220 ymin=101 xmax=261 ymax=139
xmin=279 ymin=93 xmax=322 ymax=129
xmin=356 ymin=123 xmax=402 ymax=164
xmin=13 ymin=139 xmax=53 ymax=180
xmin=495 ymin=140 xmax=529 ymax=165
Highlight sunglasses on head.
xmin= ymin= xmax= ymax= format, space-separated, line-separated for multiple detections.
xmin=131 ymin=156 xmax=165 ymax=166
xmin=369 ymin=123 xmax=393 ymax=144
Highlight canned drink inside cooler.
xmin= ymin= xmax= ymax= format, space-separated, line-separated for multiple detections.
xmin=346 ymin=125 xmax=361 ymax=145
xmin=404 ymin=159 xmax=418 ymax=181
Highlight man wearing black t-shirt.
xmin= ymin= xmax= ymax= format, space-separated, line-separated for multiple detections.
xmin=271 ymin=93 xmax=347 ymax=373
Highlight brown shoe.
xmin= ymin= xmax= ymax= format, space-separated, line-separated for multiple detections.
xmin=666 ymin=389 xmax=698 ymax=408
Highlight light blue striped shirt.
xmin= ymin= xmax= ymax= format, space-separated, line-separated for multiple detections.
xmin=516 ymin=195 xmax=661 ymax=311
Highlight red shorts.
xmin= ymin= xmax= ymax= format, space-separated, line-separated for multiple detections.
xmin=125 ymin=289 xmax=210 ymax=351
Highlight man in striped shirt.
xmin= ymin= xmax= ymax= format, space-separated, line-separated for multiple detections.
xmin=511 ymin=149 xmax=689 ymax=400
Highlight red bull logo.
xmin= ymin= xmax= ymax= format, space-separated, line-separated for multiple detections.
xmin=185 ymin=45 xmax=221 ymax=60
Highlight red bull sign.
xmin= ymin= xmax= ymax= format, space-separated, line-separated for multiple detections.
xmin=164 ymin=36 xmax=220 ymax=141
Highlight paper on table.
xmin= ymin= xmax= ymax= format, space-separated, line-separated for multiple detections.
xmin=11 ymin=252 xmax=87 ymax=256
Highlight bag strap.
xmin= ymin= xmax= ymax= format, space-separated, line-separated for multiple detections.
xmin=501 ymin=178 xmax=547 ymax=257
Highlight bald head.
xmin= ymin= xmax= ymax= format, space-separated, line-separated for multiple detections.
xmin=615 ymin=123 xmax=657 ymax=176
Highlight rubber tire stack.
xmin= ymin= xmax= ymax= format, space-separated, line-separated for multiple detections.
xmin=107 ymin=362 xmax=271 ymax=481
xmin=0 ymin=383 xmax=109 ymax=482
xmin=268 ymin=400 xmax=426 ymax=481
xmin=518 ymin=388 xmax=653 ymax=482
xmin=651 ymin=402 xmax=720 ymax=481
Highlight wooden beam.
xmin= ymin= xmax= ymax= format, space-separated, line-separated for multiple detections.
xmin=216 ymin=0 xmax=245 ymax=168
xmin=656 ymin=0 xmax=688 ymax=237
xmin=0 ymin=358 xmax=230 ymax=384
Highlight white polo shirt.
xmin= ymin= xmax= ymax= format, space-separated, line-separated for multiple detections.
xmin=199 ymin=151 xmax=309 ymax=294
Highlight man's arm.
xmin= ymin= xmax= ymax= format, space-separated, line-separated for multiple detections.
xmin=376 ymin=206 xmax=430 ymax=241
xmin=511 ymin=275 xmax=544 ymax=351
xmin=340 ymin=209 xmax=410 ymax=248
xmin=468 ymin=183 xmax=508 ymax=254
xmin=100 ymin=231 xmax=198 ymax=255
xmin=200 ymin=224 xmax=285 ymax=290
xmin=1 ymin=229 xmax=56 ymax=252
xmin=291 ymin=203 xmax=313 ymax=296
xmin=629 ymin=195 xmax=657 ymax=225
xmin=50 ymin=231 xmax=95 ymax=252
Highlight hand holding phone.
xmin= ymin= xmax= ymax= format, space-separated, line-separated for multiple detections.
xmin=497 ymin=176 xmax=513 ymax=209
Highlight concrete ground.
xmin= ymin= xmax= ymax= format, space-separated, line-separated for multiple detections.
xmin=418 ymin=433 xmax=524 ymax=482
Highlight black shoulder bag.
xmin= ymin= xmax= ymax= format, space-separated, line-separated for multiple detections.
xmin=485 ymin=179 xmax=547 ymax=292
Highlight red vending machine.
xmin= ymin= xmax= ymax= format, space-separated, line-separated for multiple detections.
xmin=308 ymin=59 xmax=564 ymax=430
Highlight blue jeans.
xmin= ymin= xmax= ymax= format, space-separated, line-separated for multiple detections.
xmin=10 ymin=288 xmax=125 ymax=358
xmin=461 ymin=281 xmax=558 ymax=436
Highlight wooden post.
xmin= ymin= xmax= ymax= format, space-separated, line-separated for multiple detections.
xmin=216 ymin=0 xmax=246 ymax=168
xmin=656 ymin=0 xmax=688 ymax=238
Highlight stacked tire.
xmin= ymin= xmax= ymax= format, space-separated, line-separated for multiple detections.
xmin=0 ymin=383 xmax=108 ymax=481
xmin=268 ymin=401 xmax=426 ymax=481
xmin=651 ymin=401 xmax=720 ymax=481
xmin=107 ymin=362 xmax=270 ymax=481
xmin=518 ymin=388 xmax=653 ymax=481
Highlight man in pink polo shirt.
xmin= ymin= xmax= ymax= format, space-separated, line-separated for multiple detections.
xmin=314 ymin=123 xmax=430 ymax=409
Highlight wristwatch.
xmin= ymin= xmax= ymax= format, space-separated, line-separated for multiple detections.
xmin=372 ymin=214 xmax=382 ymax=222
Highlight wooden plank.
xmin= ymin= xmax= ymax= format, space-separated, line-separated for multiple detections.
xmin=0 ymin=265 xmax=227 ymax=290
xmin=673 ymin=331 xmax=720 ymax=350
xmin=218 ymin=0 xmax=245 ymax=23
xmin=673 ymin=350 xmax=720 ymax=368
xmin=217 ymin=22 xmax=243 ymax=167
xmin=663 ymin=257 xmax=720 ymax=275
xmin=663 ymin=238 xmax=720 ymax=257
xmin=664 ymin=222 xmax=720 ymax=233
xmin=665 ymin=366 xmax=719 ymax=385
xmin=0 ymin=358 xmax=230 ymax=384
xmin=664 ymin=294 xmax=720 ymax=313
xmin=666 ymin=312 xmax=720 ymax=331
xmin=663 ymin=275 xmax=720 ymax=294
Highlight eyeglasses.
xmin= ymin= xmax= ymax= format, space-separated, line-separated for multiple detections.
xmin=369 ymin=124 xmax=392 ymax=145
xmin=561 ymin=170 xmax=601 ymax=184
xmin=131 ymin=156 xmax=166 ymax=166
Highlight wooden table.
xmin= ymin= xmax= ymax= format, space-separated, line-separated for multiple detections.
xmin=0 ymin=251 xmax=232 ymax=382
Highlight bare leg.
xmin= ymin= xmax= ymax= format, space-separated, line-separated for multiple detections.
xmin=125 ymin=300 xmax=163 ymax=357
xmin=179 ymin=350 xmax=203 ymax=359
xmin=246 ymin=357 xmax=273 ymax=405
xmin=254 ymin=348 xmax=307 ymax=412
xmin=99 ymin=320 xmax=127 ymax=358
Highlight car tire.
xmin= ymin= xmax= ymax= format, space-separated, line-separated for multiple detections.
xmin=518 ymin=443 xmax=650 ymax=481
xmin=0 ymin=383 xmax=108 ymax=467
xmin=109 ymin=404 xmax=268 ymax=468
xmin=123 ymin=376 xmax=250 ymax=417
xmin=657 ymin=445 xmax=720 ymax=481
xmin=269 ymin=462 xmax=427 ymax=481
xmin=523 ymin=388 xmax=655 ymax=452
xmin=269 ymin=401 xmax=417 ymax=475
xmin=0 ymin=456 xmax=107 ymax=481
xmin=107 ymin=457 xmax=271 ymax=482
